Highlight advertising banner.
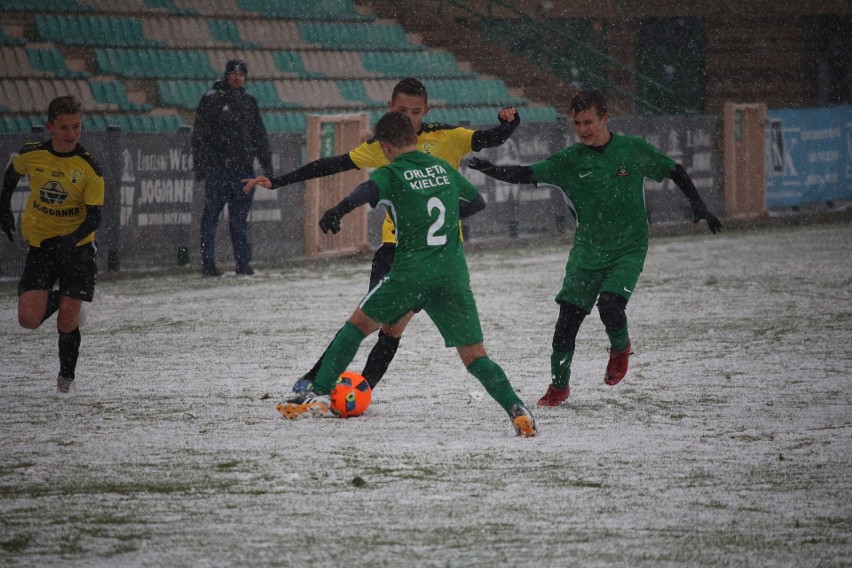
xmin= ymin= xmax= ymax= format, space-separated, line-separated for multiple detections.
xmin=765 ymin=106 xmax=852 ymax=209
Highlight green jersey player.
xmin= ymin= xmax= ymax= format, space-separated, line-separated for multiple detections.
xmin=470 ymin=89 xmax=722 ymax=407
xmin=277 ymin=112 xmax=537 ymax=437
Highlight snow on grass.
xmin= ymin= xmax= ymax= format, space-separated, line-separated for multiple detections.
xmin=1 ymin=223 xmax=850 ymax=567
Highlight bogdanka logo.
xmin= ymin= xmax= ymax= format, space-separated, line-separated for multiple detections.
xmin=39 ymin=181 xmax=67 ymax=205
xmin=615 ymin=164 xmax=630 ymax=177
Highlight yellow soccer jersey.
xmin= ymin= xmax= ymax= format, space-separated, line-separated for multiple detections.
xmin=12 ymin=141 xmax=105 ymax=247
xmin=349 ymin=123 xmax=474 ymax=243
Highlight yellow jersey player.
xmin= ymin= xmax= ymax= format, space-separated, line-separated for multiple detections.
xmin=0 ymin=95 xmax=105 ymax=395
xmin=242 ymin=77 xmax=520 ymax=393
xmin=277 ymin=112 xmax=537 ymax=437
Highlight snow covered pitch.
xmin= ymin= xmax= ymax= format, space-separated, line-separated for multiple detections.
xmin=2 ymin=223 xmax=850 ymax=566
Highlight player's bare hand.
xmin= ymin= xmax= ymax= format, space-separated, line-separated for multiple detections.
xmin=498 ymin=106 xmax=520 ymax=125
xmin=242 ymin=176 xmax=272 ymax=193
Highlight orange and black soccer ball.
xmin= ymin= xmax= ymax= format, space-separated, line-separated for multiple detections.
xmin=329 ymin=371 xmax=372 ymax=418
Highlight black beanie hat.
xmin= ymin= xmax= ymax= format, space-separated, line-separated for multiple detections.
xmin=225 ymin=59 xmax=248 ymax=76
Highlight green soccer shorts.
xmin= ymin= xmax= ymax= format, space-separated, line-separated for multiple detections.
xmin=360 ymin=274 xmax=484 ymax=347
xmin=555 ymin=245 xmax=647 ymax=312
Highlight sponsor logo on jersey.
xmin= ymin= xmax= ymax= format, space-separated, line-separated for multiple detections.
xmin=420 ymin=141 xmax=436 ymax=154
xmin=39 ymin=181 xmax=67 ymax=205
xmin=52 ymin=170 xmax=65 ymax=178
xmin=615 ymin=164 xmax=630 ymax=177
xmin=71 ymin=169 xmax=82 ymax=184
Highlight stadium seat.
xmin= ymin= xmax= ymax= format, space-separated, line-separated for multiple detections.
xmin=2 ymin=0 xmax=95 ymax=12
xmin=300 ymin=51 xmax=370 ymax=79
xmin=361 ymin=51 xmax=475 ymax=79
xmin=237 ymin=0 xmax=370 ymax=20
xmin=272 ymin=51 xmax=325 ymax=79
xmin=235 ymin=20 xmax=308 ymax=50
xmin=27 ymin=48 xmax=89 ymax=78
xmin=207 ymin=19 xmax=258 ymax=49
xmin=336 ymin=80 xmax=385 ymax=108
xmin=0 ymin=22 xmax=27 ymax=46
xmin=297 ymin=22 xmax=420 ymax=51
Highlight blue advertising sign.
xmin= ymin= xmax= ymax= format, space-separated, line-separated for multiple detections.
xmin=765 ymin=106 xmax=852 ymax=209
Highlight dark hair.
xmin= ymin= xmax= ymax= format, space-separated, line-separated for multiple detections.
xmin=47 ymin=95 xmax=82 ymax=123
xmin=374 ymin=112 xmax=417 ymax=148
xmin=570 ymin=89 xmax=607 ymax=117
xmin=391 ymin=77 xmax=428 ymax=103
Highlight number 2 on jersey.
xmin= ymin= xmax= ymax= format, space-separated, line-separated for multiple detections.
xmin=426 ymin=196 xmax=447 ymax=246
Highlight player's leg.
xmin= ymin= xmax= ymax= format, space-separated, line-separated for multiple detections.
xmin=295 ymin=244 xmax=396 ymax=392
xmin=539 ymin=301 xmax=588 ymax=406
xmin=429 ymin=285 xmax=537 ymax=436
xmin=17 ymin=246 xmax=58 ymax=329
xmin=359 ymin=243 xmax=402 ymax=389
xmin=199 ymin=171 xmax=228 ymax=276
xmin=226 ymin=171 xmax=255 ymax=275
xmin=540 ymin=261 xmax=601 ymax=405
xmin=598 ymin=248 xmax=644 ymax=385
xmin=53 ymin=243 xmax=97 ymax=394
xmin=278 ymin=309 xmax=380 ymax=419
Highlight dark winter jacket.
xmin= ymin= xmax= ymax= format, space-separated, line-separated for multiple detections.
xmin=191 ymin=80 xmax=273 ymax=178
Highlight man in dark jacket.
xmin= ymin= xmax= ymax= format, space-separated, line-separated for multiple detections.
xmin=192 ymin=59 xmax=272 ymax=277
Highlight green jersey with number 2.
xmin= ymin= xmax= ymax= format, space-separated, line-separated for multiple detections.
xmin=371 ymin=150 xmax=478 ymax=282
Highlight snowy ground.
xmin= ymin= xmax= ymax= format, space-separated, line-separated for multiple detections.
xmin=1 ymin=222 xmax=850 ymax=567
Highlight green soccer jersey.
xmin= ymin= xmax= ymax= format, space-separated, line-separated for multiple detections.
xmin=530 ymin=133 xmax=675 ymax=268
xmin=370 ymin=150 xmax=479 ymax=281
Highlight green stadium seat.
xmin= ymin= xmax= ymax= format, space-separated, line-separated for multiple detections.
xmin=336 ymin=80 xmax=384 ymax=108
xmin=0 ymin=23 xmax=27 ymax=46
xmin=262 ymin=112 xmax=306 ymax=133
xmin=144 ymin=0 xmax=195 ymax=15
xmin=272 ymin=51 xmax=324 ymax=79
xmin=237 ymin=0 xmax=371 ymax=21
xmin=2 ymin=0 xmax=95 ymax=12
xmin=35 ymin=15 xmax=165 ymax=47
xmin=297 ymin=22 xmax=420 ymax=51
xmin=361 ymin=51 xmax=475 ymax=79
xmin=27 ymin=48 xmax=88 ymax=78
xmin=208 ymin=19 xmax=258 ymax=49
xmin=90 ymin=80 xmax=152 ymax=111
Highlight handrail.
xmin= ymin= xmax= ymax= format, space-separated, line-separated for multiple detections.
xmin=437 ymin=0 xmax=694 ymax=114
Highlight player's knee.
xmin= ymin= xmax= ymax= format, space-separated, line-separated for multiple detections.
xmin=552 ymin=302 xmax=586 ymax=352
xmin=597 ymin=292 xmax=628 ymax=331
xmin=18 ymin=312 xmax=41 ymax=329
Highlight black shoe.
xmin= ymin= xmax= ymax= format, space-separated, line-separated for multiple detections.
xmin=235 ymin=264 xmax=254 ymax=276
xmin=202 ymin=265 xmax=222 ymax=277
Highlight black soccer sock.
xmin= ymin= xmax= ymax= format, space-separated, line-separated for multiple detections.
xmin=58 ymin=327 xmax=81 ymax=380
xmin=361 ymin=331 xmax=401 ymax=389
xmin=42 ymin=290 xmax=60 ymax=323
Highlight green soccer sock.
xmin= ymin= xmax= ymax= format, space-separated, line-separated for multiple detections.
xmin=606 ymin=325 xmax=629 ymax=351
xmin=312 ymin=322 xmax=366 ymax=395
xmin=466 ymin=356 xmax=523 ymax=414
xmin=550 ymin=350 xmax=574 ymax=389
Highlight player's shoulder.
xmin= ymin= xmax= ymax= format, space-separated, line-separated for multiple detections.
xmin=74 ymin=144 xmax=104 ymax=176
xmin=17 ymin=140 xmax=49 ymax=155
xmin=419 ymin=122 xmax=465 ymax=135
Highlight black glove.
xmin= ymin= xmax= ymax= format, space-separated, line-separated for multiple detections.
xmin=319 ymin=205 xmax=345 ymax=234
xmin=690 ymin=201 xmax=723 ymax=234
xmin=0 ymin=207 xmax=14 ymax=242
xmin=468 ymin=157 xmax=496 ymax=175
xmin=39 ymin=235 xmax=76 ymax=252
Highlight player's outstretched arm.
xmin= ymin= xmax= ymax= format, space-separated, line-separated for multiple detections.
xmin=459 ymin=194 xmax=486 ymax=219
xmin=669 ymin=164 xmax=723 ymax=234
xmin=1 ymin=164 xmax=21 ymax=241
xmin=319 ymin=180 xmax=380 ymax=234
xmin=470 ymin=106 xmax=520 ymax=152
xmin=242 ymin=154 xmax=358 ymax=194
xmin=468 ymin=158 xmax=537 ymax=184
xmin=40 ymin=205 xmax=102 ymax=251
